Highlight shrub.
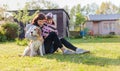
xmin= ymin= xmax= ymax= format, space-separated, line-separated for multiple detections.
xmin=95 ymin=35 xmax=120 ymax=38
xmin=15 ymin=38 xmax=28 ymax=46
xmin=69 ymin=31 xmax=80 ymax=37
xmin=0 ymin=28 xmax=7 ymax=42
xmin=1 ymin=22 xmax=20 ymax=40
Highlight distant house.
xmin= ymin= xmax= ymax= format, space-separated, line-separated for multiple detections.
xmin=8 ymin=9 xmax=70 ymax=38
xmin=85 ymin=14 xmax=120 ymax=35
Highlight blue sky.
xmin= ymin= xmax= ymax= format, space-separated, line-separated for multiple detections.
xmin=0 ymin=0 xmax=120 ymax=10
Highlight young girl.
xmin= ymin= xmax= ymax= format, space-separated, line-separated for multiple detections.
xmin=41 ymin=13 xmax=58 ymax=38
xmin=44 ymin=12 xmax=90 ymax=54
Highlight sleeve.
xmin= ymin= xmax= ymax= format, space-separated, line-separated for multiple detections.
xmin=25 ymin=24 xmax=37 ymax=40
xmin=25 ymin=24 xmax=32 ymax=31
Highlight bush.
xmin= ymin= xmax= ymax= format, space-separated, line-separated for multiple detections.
xmin=1 ymin=22 xmax=20 ymax=40
xmin=0 ymin=28 xmax=7 ymax=42
xmin=109 ymin=32 xmax=115 ymax=35
xmin=95 ymin=35 xmax=120 ymax=38
xmin=69 ymin=31 xmax=80 ymax=37
xmin=15 ymin=38 xmax=28 ymax=46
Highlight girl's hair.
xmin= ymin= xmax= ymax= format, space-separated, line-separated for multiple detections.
xmin=31 ymin=13 xmax=46 ymax=24
xmin=47 ymin=16 xmax=53 ymax=20
xmin=46 ymin=15 xmax=55 ymax=25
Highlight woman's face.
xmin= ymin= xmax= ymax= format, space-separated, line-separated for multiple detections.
xmin=47 ymin=19 xmax=53 ymax=24
xmin=37 ymin=20 xmax=46 ymax=26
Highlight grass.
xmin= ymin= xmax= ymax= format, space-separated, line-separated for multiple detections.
xmin=0 ymin=38 xmax=120 ymax=71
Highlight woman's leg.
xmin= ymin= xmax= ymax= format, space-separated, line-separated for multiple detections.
xmin=44 ymin=32 xmax=63 ymax=54
xmin=60 ymin=38 xmax=77 ymax=51
xmin=44 ymin=32 xmax=74 ymax=54
xmin=60 ymin=38 xmax=90 ymax=54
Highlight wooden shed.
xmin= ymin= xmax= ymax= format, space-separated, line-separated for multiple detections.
xmin=85 ymin=14 xmax=120 ymax=35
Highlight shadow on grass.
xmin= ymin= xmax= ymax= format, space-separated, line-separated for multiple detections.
xmin=42 ymin=53 xmax=120 ymax=66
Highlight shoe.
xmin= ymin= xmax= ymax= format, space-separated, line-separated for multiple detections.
xmin=75 ymin=48 xmax=90 ymax=54
xmin=63 ymin=49 xmax=75 ymax=54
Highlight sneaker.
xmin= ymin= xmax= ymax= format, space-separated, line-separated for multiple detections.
xmin=63 ymin=49 xmax=75 ymax=54
xmin=75 ymin=48 xmax=90 ymax=54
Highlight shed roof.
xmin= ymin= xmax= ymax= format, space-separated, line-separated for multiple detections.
xmin=7 ymin=9 xmax=70 ymax=19
xmin=87 ymin=14 xmax=120 ymax=21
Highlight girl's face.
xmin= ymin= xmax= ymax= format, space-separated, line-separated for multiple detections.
xmin=37 ymin=20 xmax=46 ymax=26
xmin=47 ymin=19 xmax=53 ymax=24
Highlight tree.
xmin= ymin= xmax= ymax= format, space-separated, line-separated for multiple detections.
xmin=41 ymin=0 xmax=59 ymax=9
xmin=22 ymin=1 xmax=41 ymax=10
xmin=75 ymin=13 xmax=86 ymax=31
xmin=69 ymin=6 xmax=76 ymax=30
xmin=13 ymin=0 xmax=42 ymax=24
xmin=0 ymin=4 xmax=8 ymax=20
xmin=63 ymin=5 xmax=70 ymax=14
xmin=69 ymin=4 xmax=83 ymax=31
xmin=70 ymin=6 xmax=76 ymax=22
xmin=0 ymin=7 xmax=5 ymax=20
xmin=76 ymin=4 xmax=81 ymax=14
xmin=13 ymin=10 xmax=23 ymax=22
xmin=81 ymin=3 xmax=98 ymax=16
xmin=75 ymin=13 xmax=85 ymax=25
xmin=96 ymin=2 xmax=118 ymax=14
xmin=21 ymin=7 xmax=30 ymax=24
xmin=23 ymin=0 xmax=59 ymax=10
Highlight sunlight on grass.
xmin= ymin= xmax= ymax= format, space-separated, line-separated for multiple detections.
xmin=0 ymin=38 xmax=120 ymax=71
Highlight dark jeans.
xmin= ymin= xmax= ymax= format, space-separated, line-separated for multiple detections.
xmin=44 ymin=32 xmax=63 ymax=54
xmin=44 ymin=32 xmax=77 ymax=54
xmin=60 ymin=38 xmax=77 ymax=51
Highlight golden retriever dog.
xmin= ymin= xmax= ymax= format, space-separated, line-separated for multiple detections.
xmin=23 ymin=25 xmax=44 ymax=57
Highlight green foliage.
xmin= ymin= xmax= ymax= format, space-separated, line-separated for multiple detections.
xmin=76 ymin=4 xmax=81 ymax=14
xmin=95 ymin=35 xmax=120 ymax=38
xmin=13 ymin=8 xmax=39 ymax=25
xmin=13 ymin=0 xmax=60 ymax=25
xmin=69 ymin=6 xmax=76 ymax=24
xmin=81 ymin=3 xmax=98 ymax=15
xmin=24 ymin=1 xmax=41 ymax=10
xmin=0 ymin=6 xmax=6 ymax=18
xmin=15 ymin=38 xmax=28 ymax=46
xmin=83 ymin=28 xmax=89 ymax=34
xmin=13 ymin=10 xmax=23 ymax=22
xmin=75 ymin=13 xmax=85 ymax=25
xmin=96 ymin=2 xmax=118 ymax=14
xmin=14 ymin=9 xmax=30 ymax=24
xmin=0 ymin=28 xmax=7 ymax=42
xmin=1 ymin=22 xmax=20 ymax=40
xmin=41 ymin=0 xmax=59 ymax=9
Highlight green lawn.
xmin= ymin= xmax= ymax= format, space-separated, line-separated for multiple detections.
xmin=0 ymin=38 xmax=120 ymax=71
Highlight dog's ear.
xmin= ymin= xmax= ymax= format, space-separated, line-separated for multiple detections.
xmin=36 ymin=27 xmax=41 ymax=36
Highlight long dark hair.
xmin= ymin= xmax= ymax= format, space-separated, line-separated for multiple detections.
xmin=31 ymin=13 xmax=46 ymax=25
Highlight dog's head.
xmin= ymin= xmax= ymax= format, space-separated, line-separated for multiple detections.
xmin=29 ymin=26 xmax=41 ymax=37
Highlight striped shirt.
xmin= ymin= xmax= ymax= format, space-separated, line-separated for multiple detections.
xmin=41 ymin=23 xmax=58 ymax=38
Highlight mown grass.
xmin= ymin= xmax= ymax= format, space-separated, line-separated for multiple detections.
xmin=0 ymin=38 xmax=120 ymax=71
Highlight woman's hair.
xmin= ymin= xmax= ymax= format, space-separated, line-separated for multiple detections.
xmin=31 ymin=13 xmax=46 ymax=24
